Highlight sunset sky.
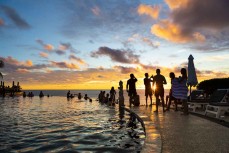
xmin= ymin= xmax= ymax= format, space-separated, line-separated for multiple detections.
xmin=0 ymin=0 xmax=228 ymax=90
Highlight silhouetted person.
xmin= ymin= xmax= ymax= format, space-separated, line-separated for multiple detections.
xmin=39 ymin=91 xmax=44 ymax=98
xmin=104 ymin=93 xmax=109 ymax=103
xmin=153 ymin=69 xmax=167 ymax=112
xmin=84 ymin=94 xmax=88 ymax=100
xmin=70 ymin=94 xmax=74 ymax=98
xmin=110 ymin=86 xmax=116 ymax=104
xmin=23 ymin=92 xmax=26 ymax=98
xmin=166 ymin=72 xmax=178 ymax=111
xmin=78 ymin=93 xmax=82 ymax=100
xmin=179 ymin=68 xmax=188 ymax=115
xmin=28 ymin=92 xmax=34 ymax=97
xmin=126 ymin=73 xmax=138 ymax=106
xmin=98 ymin=91 xmax=103 ymax=102
xmin=144 ymin=73 xmax=153 ymax=106
xmin=67 ymin=90 xmax=71 ymax=98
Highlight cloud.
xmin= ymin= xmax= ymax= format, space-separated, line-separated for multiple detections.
xmin=51 ymin=61 xmax=80 ymax=70
xmin=125 ymin=34 xmax=160 ymax=48
xmin=137 ymin=4 xmax=160 ymax=19
xmin=59 ymin=42 xmax=79 ymax=53
xmin=16 ymin=68 xmax=30 ymax=73
xmin=113 ymin=66 xmax=137 ymax=74
xmin=91 ymin=46 xmax=140 ymax=64
xmin=39 ymin=52 xmax=49 ymax=58
xmin=25 ymin=60 xmax=33 ymax=67
xmin=0 ymin=5 xmax=30 ymax=29
xmin=69 ymin=55 xmax=86 ymax=65
xmin=165 ymin=0 xmax=188 ymax=10
xmin=55 ymin=50 xmax=65 ymax=55
xmin=44 ymin=44 xmax=54 ymax=51
xmin=202 ymin=55 xmax=229 ymax=62
xmin=151 ymin=20 xmax=205 ymax=43
xmin=0 ymin=56 xmax=49 ymax=74
xmin=139 ymin=64 xmax=157 ymax=70
xmin=170 ymin=0 xmax=229 ymax=30
xmin=150 ymin=0 xmax=229 ymax=51
xmin=141 ymin=37 xmax=160 ymax=48
xmin=36 ymin=40 xmax=78 ymax=55
xmin=36 ymin=39 xmax=54 ymax=51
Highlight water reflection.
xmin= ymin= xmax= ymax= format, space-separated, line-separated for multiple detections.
xmin=0 ymin=96 xmax=145 ymax=152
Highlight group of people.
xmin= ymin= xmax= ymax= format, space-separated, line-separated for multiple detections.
xmin=126 ymin=68 xmax=189 ymax=115
xmin=23 ymin=91 xmax=34 ymax=97
xmin=97 ymin=87 xmax=117 ymax=105
xmin=23 ymin=91 xmax=50 ymax=98
xmin=67 ymin=91 xmax=92 ymax=101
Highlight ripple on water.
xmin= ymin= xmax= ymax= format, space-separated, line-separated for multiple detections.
xmin=0 ymin=97 xmax=145 ymax=152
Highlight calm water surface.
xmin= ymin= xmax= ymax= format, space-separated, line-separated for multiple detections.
xmin=0 ymin=96 xmax=145 ymax=153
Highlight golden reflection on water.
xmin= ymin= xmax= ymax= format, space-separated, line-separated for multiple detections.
xmin=0 ymin=96 xmax=145 ymax=152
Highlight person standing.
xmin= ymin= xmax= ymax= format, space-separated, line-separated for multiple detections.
xmin=153 ymin=69 xmax=167 ymax=112
xmin=126 ymin=73 xmax=138 ymax=106
xmin=178 ymin=68 xmax=189 ymax=115
xmin=166 ymin=72 xmax=178 ymax=111
xmin=110 ymin=86 xmax=116 ymax=104
xmin=144 ymin=73 xmax=153 ymax=106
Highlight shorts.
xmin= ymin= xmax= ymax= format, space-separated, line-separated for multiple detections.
xmin=155 ymin=88 xmax=164 ymax=98
xmin=145 ymin=87 xmax=152 ymax=96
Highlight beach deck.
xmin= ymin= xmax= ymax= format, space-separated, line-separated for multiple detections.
xmin=127 ymin=106 xmax=229 ymax=153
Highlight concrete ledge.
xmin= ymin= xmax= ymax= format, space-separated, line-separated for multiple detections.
xmin=124 ymin=106 xmax=162 ymax=153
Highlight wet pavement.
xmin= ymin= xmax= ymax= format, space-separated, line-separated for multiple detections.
xmin=127 ymin=106 xmax=229 ymax=153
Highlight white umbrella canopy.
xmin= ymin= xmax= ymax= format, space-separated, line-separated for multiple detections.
xmin=187 ymin=54 xmax=198 ymax=94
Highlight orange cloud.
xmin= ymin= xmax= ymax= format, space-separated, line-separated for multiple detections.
xmin=25 ymin=60 xmax=33 ymax=67
xmin=138 ymin=4 xmax=160 ymax=19
xmin=39 ymin=52 xmax=49 ymax=58
xmin=0 ymin=18 xmax=4 ymax=26
xmin=165 ymin=0 xmax=188 ymax=10
xmin=44 ymin=44 xmax=54 ymax=51
xmin=151 ymin=20 xmax=205 ymax=43
xmin=51 ymin=61 xmax=80 ymax=70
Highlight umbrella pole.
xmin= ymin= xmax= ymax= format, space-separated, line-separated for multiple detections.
xmin=189 ymin=85 xmax=192 ymax=101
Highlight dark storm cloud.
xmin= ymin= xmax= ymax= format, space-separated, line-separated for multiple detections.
xmin=0 ymin=5 xmax=30 ymax=29
xmin=91 ymin=46 xmax=140 ymax=64
xmin=172 ymin=0 xmax=229 ymax=34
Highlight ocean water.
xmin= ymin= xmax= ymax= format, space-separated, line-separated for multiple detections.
xmin=0 ymin=96 xmax=145 ymax=153
xmin=23 ymin=89 xmax=170 ymax=106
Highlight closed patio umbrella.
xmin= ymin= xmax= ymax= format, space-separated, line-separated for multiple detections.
xmin=187 ymin=54 xmax=198 ymax=96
